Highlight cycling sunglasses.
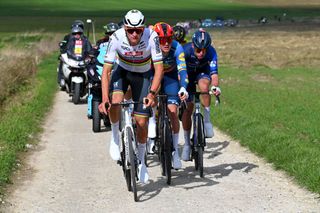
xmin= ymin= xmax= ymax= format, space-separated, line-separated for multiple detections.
xmin=159 ymin=36 xmax=173 ymax=45
xmin=195 ymin=47 xmax=207 ymax=53
xmin=126 ymin=28 xmax=144 ymax=35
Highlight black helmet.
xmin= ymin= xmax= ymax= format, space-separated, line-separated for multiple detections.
xmin=71 ymin=25 xmax=83 ymax=34
xmin=103 ymin=23 xmax=120 ymax=35
xmin=173 ymin=25 xmax=186 ymax=41
xmin=72 ymin=20 xmax=84 ymax=30
xmin=192 ymin=29 xmax=212 ymax=49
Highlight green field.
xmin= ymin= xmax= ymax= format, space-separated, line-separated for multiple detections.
xmin=213 ymin=65 xmax=320 ymax=192
xmin=1 ymin=0 xmax=319 ymax=32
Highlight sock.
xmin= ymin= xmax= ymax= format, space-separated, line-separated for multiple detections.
xmin=138 ymin=143 xmax=146 ymax=164
xmin=149 ymin=107 xmax=156 ymax=124
xmin=111 ymin=121 xmax=119 ymax=145
xmin=204 ymin=107 xmax=211 ymax=122
xmin=184 ymin=130 xmax=191 ymax=147
xmin=172 ymin=133 xmax=179 ymax=151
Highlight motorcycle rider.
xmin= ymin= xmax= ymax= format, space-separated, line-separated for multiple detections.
xmin=57 ymin=20 xmax=90 ymax=88
xmin=96 ymin=22 xmax=120 ymax=49
xmin=87 ymin=23 xmax=119 ymax=122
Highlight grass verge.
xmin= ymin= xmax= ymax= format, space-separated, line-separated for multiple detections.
xmin=0 ymin=53 xmax=57 ymax=193
xmin=213 ymin=65 xmax=320 ymax=194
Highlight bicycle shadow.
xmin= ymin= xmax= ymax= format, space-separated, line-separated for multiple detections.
xmin=137 ymin=161 xmax=258 ymax=202
xmin=205 ymin=140 xmax=230 ymax=159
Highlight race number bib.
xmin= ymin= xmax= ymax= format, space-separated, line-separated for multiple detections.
xmin=74 ymin=40 xmax=83 ymax=56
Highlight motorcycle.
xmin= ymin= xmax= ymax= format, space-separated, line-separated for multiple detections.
xmin=87 ymin=59 xmax=111 ymax=132
xmin=60 ymin=53 xmax=88 ymax=104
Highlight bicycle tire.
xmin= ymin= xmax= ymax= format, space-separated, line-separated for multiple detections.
xmin=127 ymin=127 xmax=138 ymax=202
xmin=164 ymin=119 xmax=172 ymax=185
xmin=196 ymin=114 xmax=205 ymax=177
xmin=121 ymin=129 xmax=132 ymax=191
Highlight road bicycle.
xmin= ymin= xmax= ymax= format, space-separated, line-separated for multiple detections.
xmin=154 ymin=93 xmax=174 ymax=185
xmin=106 ymin=100 xmax=143 ymax=202
xmin=186 ymin=91 xmax=220 ymax=177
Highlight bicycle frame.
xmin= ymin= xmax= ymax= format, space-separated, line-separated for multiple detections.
xmin=120 ymin=103 xmax=137 ymax=168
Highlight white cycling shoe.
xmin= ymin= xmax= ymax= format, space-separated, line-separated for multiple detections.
xmin=181 ymin=145 xmax=191 ymax=161
xmin=204 ymin=121 xmax=214 ymax=138
xmin=172 ymin=151 xmax=182 ymax=169
xmin=138 ymin=163 xmax=149 ymax=184
xmin=148 ymin=119 xmax=156 ymax=138
xmin=109 ymin=135 xmax=120 ymax=161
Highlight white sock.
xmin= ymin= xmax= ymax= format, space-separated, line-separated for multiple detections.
xmin=172 ymin=133 xmax=179 ymax=151
xmin=138 ymin=143 xmax=146 ymax=164
xmin=149 ymin=107 xmax=156 ymax=124
xmin=204 ymin=107 xmax=211 ymax=122
xmin=184 ymin=130 xmax=190 ymax=147
xmin=111 ymin=121 xmax=119 ymax=145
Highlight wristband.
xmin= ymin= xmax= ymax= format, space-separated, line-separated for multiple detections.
xmin=149 ymin=90 xmax=156 ymax=96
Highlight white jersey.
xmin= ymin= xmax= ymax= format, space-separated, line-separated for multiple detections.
xmin=104 ymin=28 xmax=163 ymax=73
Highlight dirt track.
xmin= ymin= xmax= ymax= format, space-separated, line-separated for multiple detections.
xmin=1 ymin=91 xmax=319 ymax=212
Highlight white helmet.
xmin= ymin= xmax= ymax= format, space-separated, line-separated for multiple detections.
xmin=123 ymin=9 xmax=145 ymax=28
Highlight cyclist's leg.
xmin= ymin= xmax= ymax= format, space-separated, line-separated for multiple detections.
xmin=108 ymin=66 xmax=128 ymax=161
xmin=181 ymin=74 xmax=196 ymax=161
xmin=163 ymin=74 xmax=181 ymax=168
xmin=197 ymin=72 xmax=214 ymax=137
xmin=129 ymin=71 xmax=151 ymax=183
xmin=147 ymin=70 xmax=157 ymax=139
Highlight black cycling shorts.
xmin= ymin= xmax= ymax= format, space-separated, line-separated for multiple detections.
xmin=110 ymin=65 xmax=151 ymax=117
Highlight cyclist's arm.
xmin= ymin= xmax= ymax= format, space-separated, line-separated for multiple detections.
xmin=208 ymin=46 xmax=219 ymax=87
xmin=175 ymin=43 xmax=188 ymax=89
xmin=150 ymin=31 xmax=164 ymax=93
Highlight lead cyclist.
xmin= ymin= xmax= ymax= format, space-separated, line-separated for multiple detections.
xmin=99 ymin=9 xmax=164 ymax=184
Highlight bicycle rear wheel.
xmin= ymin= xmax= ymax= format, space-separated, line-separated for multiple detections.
xmin=164 ymin=119 xmax=172 ymax=185
xmin=127 ymin=127 xmax=138 ymax=202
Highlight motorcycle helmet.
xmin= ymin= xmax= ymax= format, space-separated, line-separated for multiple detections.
xmin=192 ymin=29 xmax=212 ymax=49
xmin=71 ymin=25 xmax=83 ymax=34
xmin=123 ymin=9 xmax=145 ymax=28
xmin=173 ymin=25 xmax=186 ymax=42
xmin=103 ymin=23 xmax=120 ymax=35
xmin=72 ymin=20 xmax=84 ymax=30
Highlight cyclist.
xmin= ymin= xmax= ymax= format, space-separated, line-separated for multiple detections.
xmin=148 ymin=22 xmax=188 ymax=169
xmin=181 ymin=29 xmax=221 ymax=161
xmin=99 ymin=9 xmax=163 ymax=183
xmin=173 ymin=25 xmax=187 ymax=46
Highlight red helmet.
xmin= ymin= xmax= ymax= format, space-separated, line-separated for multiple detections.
xmin=153 ymin=22 xmax=173 ymax=38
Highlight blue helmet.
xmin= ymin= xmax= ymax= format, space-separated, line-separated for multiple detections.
xmin=192 ymin=29 xmax=212 ymax=49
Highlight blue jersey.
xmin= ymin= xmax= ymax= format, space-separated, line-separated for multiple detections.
xmin=183 ymin=42 xmax=218 ymax=75
xmin=162 ymin=40 xmax=188 ymax=89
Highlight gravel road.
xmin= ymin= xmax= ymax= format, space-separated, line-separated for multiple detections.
xmin=2 ymin=91 xmax=319 ymax=212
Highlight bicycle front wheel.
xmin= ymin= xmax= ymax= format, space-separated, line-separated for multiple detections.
xmin=121 ymin=130 xmax=131 ymax=192
xmin=196 ymin=114 xmax=205 ymax=177
xmin=164 ymin=119 xmax=172 ymax=185
xmin=127 ymin=127 xmax=138 ymax=201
